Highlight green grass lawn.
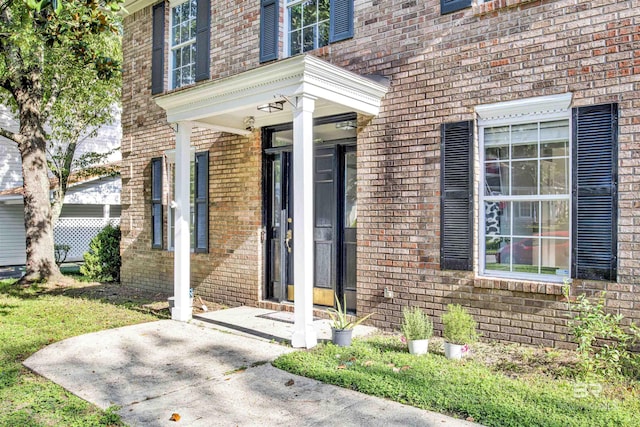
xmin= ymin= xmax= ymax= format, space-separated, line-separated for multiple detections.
xmin=0 ymin=279 xmax=163 ymax=426
xmin=273 ymin=336 xmax=640 ymax=427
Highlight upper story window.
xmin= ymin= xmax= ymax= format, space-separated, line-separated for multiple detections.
xmin=260 ymin=0 xmax=353 ymax=62
xmin=286 ymin=0 xmax=330 ymax=56
xmin=151 ymin=0 xmax=210 ymax=95
xmin=170 ymin=0 xmax=197 ymax=89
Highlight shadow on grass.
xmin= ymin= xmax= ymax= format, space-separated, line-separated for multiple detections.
xmin=0 ymin=303 xmax=19 ymax=317
xmin=0 ymin=280 xmax=44 ymax=301
xmin=48 ymin=282 xmax=171 ymax=320
xmin=0 ymin=276 xmax=171 ymax=320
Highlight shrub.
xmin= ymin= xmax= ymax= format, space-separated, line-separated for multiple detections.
xmin=564 ymin=286 xmax=639 ymax=378
xmin=54 ymin=244 xmax=71 ymax=266
xmin=80 ymin=224 xmax=121 ymax=282
xmin=401 ymin=306 xmax=433 ymax=341
xmin=442 ymin=304 xmax=479 ymax=345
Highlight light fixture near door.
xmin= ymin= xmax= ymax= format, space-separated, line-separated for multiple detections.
xmin=257 ymin=100 xmax=285 ymax=113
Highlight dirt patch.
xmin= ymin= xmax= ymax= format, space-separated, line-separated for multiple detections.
xmin=43 ymin=279 xmax=226 ymax=318
xmin=464 ymin=340 xmax=580 ymax=380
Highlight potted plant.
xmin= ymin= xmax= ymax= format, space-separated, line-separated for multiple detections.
xmin=441 ymin=304 xmax=479 ymax=360
xmin=401 ymin=306 xmax=433 ymax=355
xmin=327 ymin=294 xmax=373 ymax=347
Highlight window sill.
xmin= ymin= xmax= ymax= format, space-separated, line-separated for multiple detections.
xmin=474 ymin=276 xmax=566 ymax=295
xmin=473 ymin=0 xmax=539 ymax=17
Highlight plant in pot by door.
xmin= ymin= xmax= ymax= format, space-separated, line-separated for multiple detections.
xmin=327 ymin=294 xmax=373 ymax=347
xmin=441 ymin=304 xmax=479 ymax=360
xmin=401 ymin=306 xmax=433 ymax=355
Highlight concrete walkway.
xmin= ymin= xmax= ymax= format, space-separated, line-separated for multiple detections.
xmin=24 ymin=307 xmax=481 ymax=427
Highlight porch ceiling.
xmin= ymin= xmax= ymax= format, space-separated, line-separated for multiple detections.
xmin=154 ymin=55 xmax=390 ymax=135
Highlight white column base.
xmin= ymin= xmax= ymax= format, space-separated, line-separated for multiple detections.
xmin=291 ymin=324 xmax=318 ymax=349
xmin=171 ymin=306 xmax=192 ymax=322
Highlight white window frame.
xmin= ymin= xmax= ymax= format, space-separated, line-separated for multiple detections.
xmin=165 ymin=148 xmax=196 ymax=251
xmin=476 ymin=94 xmax=573 ymax=283
xmin=285 ymin=0 xmax=331 ymax=57
xmin=169 ymin=0 xmax=197 ymax=90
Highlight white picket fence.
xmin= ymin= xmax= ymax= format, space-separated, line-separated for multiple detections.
xmin=54 ymin=218 xmax=120 ymax=262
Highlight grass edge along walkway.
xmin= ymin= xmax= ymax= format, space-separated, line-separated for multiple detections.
xmin=273 ymin=336 xmax=640 ymax=427
xmin=0 ymin=280 xmax=161 ymax=426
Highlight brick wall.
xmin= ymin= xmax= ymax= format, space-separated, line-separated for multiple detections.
xmin=346 ymin=0 xmax=640 ymax=347
xmin=122 ymin=0 xmax=640 ymax=347
xmin=120 ymin=5 xmax=263 ymax=306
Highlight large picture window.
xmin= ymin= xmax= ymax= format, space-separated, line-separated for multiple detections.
xmin=442 ymin=96 xmax=617 ymax=282
xmin=481 ymin=119 xmax=571 ymax=280
xmin=170 ymin=0 xmax=197 ymax=89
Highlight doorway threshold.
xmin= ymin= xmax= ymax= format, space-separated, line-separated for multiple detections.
xmin=193 ymin=306 xmax=375 ymax=345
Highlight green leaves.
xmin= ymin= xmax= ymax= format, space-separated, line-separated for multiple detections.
xmin=442 ymin=304 xmax=479 ymax=345
xmin=25 ymin=0 xmax=45 ymax=12
xmin=24 ymin=0 xmax=62 ymax=14
xmin=80 ymin=224 xmax=121 ymax=282
xmin=25 ymin=0 xmax=122 ymax=15
xmin=564 ymin=289 xmax=639 ymax=378
xmin=327 ymin=293 xmax=373 ymax=330
xmin=400 ymin=306 xmax=434 ymax=341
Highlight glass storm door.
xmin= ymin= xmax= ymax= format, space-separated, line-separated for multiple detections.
xmin=266 ymin=152 xmax=292 ymax=302
xmin=265 ymin=144 xmax=356 ymax=310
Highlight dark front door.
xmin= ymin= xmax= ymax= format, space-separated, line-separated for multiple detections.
xmin=313 ymin=146 xmax=338 ymax=307
xmin=265 ymin=141 xmax=356 ymax=309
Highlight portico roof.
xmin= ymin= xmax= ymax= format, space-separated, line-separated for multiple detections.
xmin=154 ymin=55 xmax=389 ymax=135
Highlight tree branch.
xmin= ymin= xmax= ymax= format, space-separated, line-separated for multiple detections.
xmin=0 ymin=125 xmax=24 ymax=145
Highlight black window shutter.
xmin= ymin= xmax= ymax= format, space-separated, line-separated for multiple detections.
xmin=194 ymin=151 xmax=209 ymax=253
xmin=195 ymin=0 xmax=211 ymax=82
xmin=329 ymin=0 xmax=354 ymax=43
xmin=441 ymin=121 xmax=473 ymax=271
xmin=151 ymin=2 xmax=165 ymax=95
xmin=259 ymin=0 xmax=279 ymax=63
xmin=572 ymin=104 xmax=618 ymax=281
xmin=151 ymin=157 xmax=163 ymax=249
xmin=441 ymin=0 xmax=471 ymax=15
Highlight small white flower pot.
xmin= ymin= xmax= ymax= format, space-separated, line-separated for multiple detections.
xmin=408 ymin=339 xmax=429 ymax=355
xmin=444 ymin=342 xmax=468 ymax=360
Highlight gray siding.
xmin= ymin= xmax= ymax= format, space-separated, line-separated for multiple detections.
xmin=0 ymin=204 xmax=26 ymax=266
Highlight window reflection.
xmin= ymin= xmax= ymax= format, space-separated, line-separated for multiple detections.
xmin=483 ymin=119 xmax=570 ymax=277
xmin=344 ymin=152 xmax=357 ymax=228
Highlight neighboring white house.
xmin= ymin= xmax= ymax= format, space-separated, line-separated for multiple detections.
xmin=0 ymin=104 xmax=121 ymax=266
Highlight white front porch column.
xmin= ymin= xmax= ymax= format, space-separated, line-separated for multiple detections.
xmin=173 ymin=121 xmax=193 ymax=321
xmin=291 ymin=94 xmax=318 ymax=349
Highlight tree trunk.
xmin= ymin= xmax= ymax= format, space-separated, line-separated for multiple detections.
xmin=18 ymin=103 xmax=62 ymax=283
